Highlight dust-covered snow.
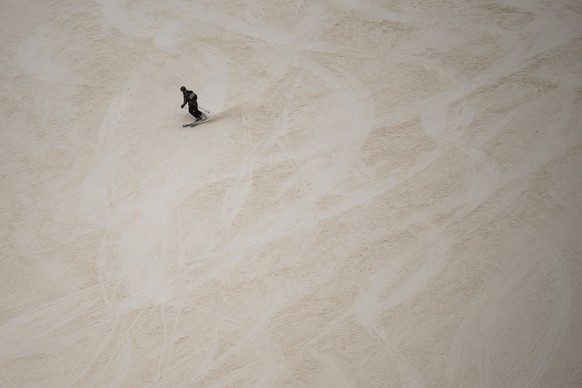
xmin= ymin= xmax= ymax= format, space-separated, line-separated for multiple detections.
xmin=1 ymin=0 xmax=582 ymax=387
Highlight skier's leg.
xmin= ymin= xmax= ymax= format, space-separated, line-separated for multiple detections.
xmin=188 ymin=104 xmax=196 ymax=118
xmin=189 ymin=104 xmax=203 ymax=120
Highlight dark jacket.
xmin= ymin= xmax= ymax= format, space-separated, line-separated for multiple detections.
xmin=181 ymin=89 xmax=198 ymax=108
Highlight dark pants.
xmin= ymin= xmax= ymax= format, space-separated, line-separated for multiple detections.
xmin=188 ymin=103 xmax=203 ymax=119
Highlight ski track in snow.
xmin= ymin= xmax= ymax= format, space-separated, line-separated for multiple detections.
xmin=16 ymin=25 xmax=67 ymax=82
xmin=1 ymin=0 xmax=582 ymax=387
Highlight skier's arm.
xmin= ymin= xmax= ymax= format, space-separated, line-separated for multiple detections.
xmin=181 ymin=92 xmax=188 ymax=108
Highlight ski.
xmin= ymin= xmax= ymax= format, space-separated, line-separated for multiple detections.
xmin=182 ymin=115 xmax=212 ymax=128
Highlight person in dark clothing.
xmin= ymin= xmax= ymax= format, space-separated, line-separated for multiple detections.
xmin=180 ymin=86 xmax=205 ymax=121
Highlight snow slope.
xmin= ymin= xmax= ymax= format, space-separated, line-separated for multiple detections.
xmin=1 ymin=0 xmax=582 ymax=386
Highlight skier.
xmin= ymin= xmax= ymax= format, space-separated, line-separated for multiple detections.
xmin=180 ymin=86 xmax=206 ymax=121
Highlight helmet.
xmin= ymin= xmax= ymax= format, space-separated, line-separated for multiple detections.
xmin=180 ymin=86 xmax=186 ymax=92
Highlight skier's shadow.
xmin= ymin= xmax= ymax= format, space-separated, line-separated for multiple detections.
xmin=184 ymin=104 xmax=249 ymax=128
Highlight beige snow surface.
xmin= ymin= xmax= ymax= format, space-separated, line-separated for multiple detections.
xmin=1 ymin=0 xmax=582 ymax=386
